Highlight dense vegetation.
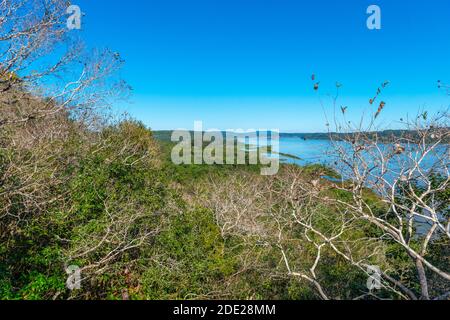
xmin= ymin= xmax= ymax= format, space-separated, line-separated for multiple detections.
xmin=1 ymin=0 xmax=448 ymax=300
xmin=1 ymin=103 xmax=448 ymax=299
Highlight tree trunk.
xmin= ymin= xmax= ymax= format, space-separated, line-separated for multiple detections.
xmin=415 ymin=259 xmax=430 ymax=300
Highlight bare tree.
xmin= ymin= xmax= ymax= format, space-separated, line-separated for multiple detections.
xmin=273 ymin=79 xmax=450 ymax=300
xmin=0 ymin=1 xmax=157 ymax=300
xmin=202 ymin=82 xmax=450 ymax=300
xmin=321 ymin=110 xmax=449 ymax=299
xmin=0 ymin=0 xmax=129 ymax=127
xmin=0 ymin=0 xmax=129 ymax=221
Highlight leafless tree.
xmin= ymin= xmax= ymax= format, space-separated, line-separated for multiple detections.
xmin=274 ymin=80 xmax=450 ymax=300
xmin=0 ymin=0 xmax=129 ymax=127
xmin=0 ymin=2 xmax=156 ymax=299
xmin=200 ymin=82 xmax=450 ymax=300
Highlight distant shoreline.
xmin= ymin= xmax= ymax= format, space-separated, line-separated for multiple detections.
xmin=152 ymin=129 xmax=449 ymax=143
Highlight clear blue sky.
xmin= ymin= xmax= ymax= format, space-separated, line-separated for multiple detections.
xmin=76 ymin=0 xmax=450 ymax=132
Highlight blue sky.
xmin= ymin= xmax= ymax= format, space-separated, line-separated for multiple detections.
xmin=76 ymin=0 xmax=450 ymax=132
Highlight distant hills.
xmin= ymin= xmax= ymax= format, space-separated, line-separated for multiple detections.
xmin=152 ymin=130 xmax=332 ymax=142
xmin=152 ymin=129 xmax=449 ymax=142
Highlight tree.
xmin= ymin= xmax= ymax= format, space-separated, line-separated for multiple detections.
xmin=0 ymin=1 xmax=157 ymax=300
xmin=278 ymin=81 xmax=450 ymax=300
xmin=0 ymin=0 xmax=128 ymax=127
